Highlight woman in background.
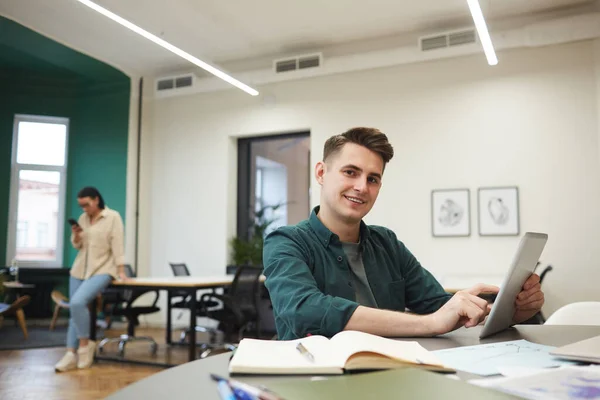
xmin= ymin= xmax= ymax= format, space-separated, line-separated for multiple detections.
xmin=55 ymin=187 xmax=128 ymax=372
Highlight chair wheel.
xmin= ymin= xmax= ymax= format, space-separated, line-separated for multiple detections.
xmin=118 ymin=342 xmax=126 ymax=357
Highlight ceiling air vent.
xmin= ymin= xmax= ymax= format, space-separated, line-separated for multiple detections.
xmin=419 ymin=29 xmax=477 ymax=51
xmin=155 ymin=73 xmax=195 ymax=94
xmin=275 ymin=59 xmax=297 ymax=73
xmin=274 ymin=53 xmax=322 ymax=73
xmin=449 ymin=30 xmax=477 ymax=46
xmin=298 ymin=55 xmax=320 ymax=69
xmin=175 ymin=75 xmax=193 ymax=88
xmin=156 ymin=78 xmax=175 ymax=91
xmin=421 ymin=35 xmax=448 ymax=51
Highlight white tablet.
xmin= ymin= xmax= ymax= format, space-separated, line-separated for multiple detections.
xmin=479 ymin=232 xmax=548 ymax=339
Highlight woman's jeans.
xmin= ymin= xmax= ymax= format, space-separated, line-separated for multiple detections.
xmin=67 ymin=274 xmax=112 ymax=349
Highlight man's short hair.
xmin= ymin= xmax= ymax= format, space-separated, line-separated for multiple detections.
xmin=323 ymin=127 xmax=394 ymax=167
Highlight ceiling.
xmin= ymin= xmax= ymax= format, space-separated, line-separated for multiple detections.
xmin=0 ymin=0 xmax=598 ymax=78
xmin=0 ymin=16 xmax=128 ymax=83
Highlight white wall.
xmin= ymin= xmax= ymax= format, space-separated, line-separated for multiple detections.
xmin=139 ymin=40 xmax=600 ymax=318
xmin=595 ymin=39 xmax=600 ymax=177
xmin=124 ymin=80 xmax=140 ymax=270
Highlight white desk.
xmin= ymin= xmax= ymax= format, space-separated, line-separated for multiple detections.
xmin=93 ymin=274 xmax=265 ymax=364
xmin=107 ymin=325 xmax=600 ymax=400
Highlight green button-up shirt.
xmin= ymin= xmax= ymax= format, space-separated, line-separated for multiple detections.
xmin=263 ymin=206 xmax=452 ymax=340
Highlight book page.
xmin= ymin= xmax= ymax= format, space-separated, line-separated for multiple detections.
xmin=329 ymin=331 xmax=445 ymax=367
xmin=229 ymin=336 xmax=343 ymax=374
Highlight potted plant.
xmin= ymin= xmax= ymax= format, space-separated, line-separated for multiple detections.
xmin=229 ymin=203 xmax=285 ymax=269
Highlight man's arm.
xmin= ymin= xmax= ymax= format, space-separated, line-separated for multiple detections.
xmin=346 ymin=232 xmax=499 ymax=336
xmin=345 ymin=284 xmax=499 ymax=336
xmin=263 ymin=229 xmax=358 ymax=338
xmin=344 ymin=306 xmax=434 ymax=336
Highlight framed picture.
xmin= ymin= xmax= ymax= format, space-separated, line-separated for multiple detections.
xmin=431 ymin=189 xmax=470 ymax=237
xmin=478 ymin=186 xmax=520 ymax=236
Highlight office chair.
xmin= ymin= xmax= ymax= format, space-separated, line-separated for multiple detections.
xmin=98 ymin=265 xmax=160 ymax=357
xmin=545 ymin=302 xmax=600 ymax=326
xmin=50 ymin=290 xmax=69 ymax=331
xmin=0 ymin=295 xmax=31 ymax=339
xmin=538 ymin=264 xmax=553 ymax=285
xmin=168 ymin=262 xmax=220 ymax=345
xmin=197 ymin=265 xmax=263 ymax=358
xmin=50 ymin=291 xmax=109 ymax=331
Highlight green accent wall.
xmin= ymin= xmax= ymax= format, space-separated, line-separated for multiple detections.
xmin=0 ymin=16 xmax=130 ymax=267
xmin=64 ymin=89 xmax=130 ymax=265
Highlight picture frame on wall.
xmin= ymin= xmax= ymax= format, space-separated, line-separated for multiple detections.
xmin=478 ymin=186 xmax=520 ymax=236
xmin=431 ymin=188 xmax=470 ymax=237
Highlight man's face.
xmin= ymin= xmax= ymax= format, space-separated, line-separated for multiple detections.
xmin=316 ymin=142 xmax=384 ymax=224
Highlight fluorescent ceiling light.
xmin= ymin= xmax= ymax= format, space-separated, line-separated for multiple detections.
xmin=76 ymin=0 xmax=259 ymax=96
xmin=466 ymin=0 xmax=498 ymax=66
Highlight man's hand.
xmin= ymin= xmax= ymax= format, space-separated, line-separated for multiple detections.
xmin=428 ymin=284 xmax=500 ymax=335
xmin=513 ymin=273 xmax=544 ymax=324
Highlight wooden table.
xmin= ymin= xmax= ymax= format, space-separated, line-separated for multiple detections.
xmin=3 ymin=281 xmax=36 ymax=290
xmin=92 ymin=275 xmax=265 ymax=366
xmin=106 ymin=325 xmax=600 ymax=399
xmin=3 ymin=281 xmax=35 ymax=302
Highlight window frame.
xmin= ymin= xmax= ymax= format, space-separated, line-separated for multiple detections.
xmin=6 ymin=114 xmax=69 ymax=267
xmin=236 ymin=131 xmax=310 ymax=240
xmin=16 ymin=221 xmax=29 ymax=248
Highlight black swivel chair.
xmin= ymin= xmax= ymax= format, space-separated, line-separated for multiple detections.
xmin=168 ymin=262 xmax=192 ymax=317
xmin=98 ymin=265 xmax=160 ymax=356
xmin=539 ymin=264 xmax=553 ymax=285
xmin=168 ymin=263 xmax=195 ymax=314
xmin=197 ymin=265 xmax=263 ymax=358
xmin=168 ymin=262 xmax=219 ymax=345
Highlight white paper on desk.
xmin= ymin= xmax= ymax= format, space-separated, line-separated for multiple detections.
xmin=432 ymin=340 xmax=577 ymax=376
xmin=469 ymin=366 xmax=600 ymax=400
xmin=497 ymin=366 xmax=556 ymax=378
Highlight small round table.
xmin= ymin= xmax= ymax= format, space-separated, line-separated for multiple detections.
xmin=3 ymin=281 xmax=35 ymax=302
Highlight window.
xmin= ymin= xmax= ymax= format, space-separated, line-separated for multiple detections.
xmin=237 ymin=132 xmax=310 ymax=240
xmin=37 ymin=222 xmax=49 ymax=248
xmin=255 ymin=167 xmax=264 ymax=212
xmin=16 ymin=221 xmax=28 ymax=248
xmin=7 ymin=115 xmax=68 ymax=266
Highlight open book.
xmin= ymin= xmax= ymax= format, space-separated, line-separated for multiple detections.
xmin=229 ymin=330 xmax=453 ymax=375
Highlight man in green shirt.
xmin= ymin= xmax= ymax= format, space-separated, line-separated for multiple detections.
xmin=263 ymin=127 xmax=545 ymax=340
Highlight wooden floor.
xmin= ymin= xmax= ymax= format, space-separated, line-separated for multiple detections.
xmin=0 ymin=326 xmax=200 ymax=400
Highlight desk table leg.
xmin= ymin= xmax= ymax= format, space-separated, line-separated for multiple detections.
xmin=90 ymin=297 xmax=97 ymax=341
xmin=166 ymin=290 xmax=172 ymax=344
xmin=189 ymin=289 xmax=196 ymax=362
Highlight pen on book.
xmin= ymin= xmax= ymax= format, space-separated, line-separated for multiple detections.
xmin=210 ymin=374 xmax=282 ymax=400
xmin=296 ymin=342 xmax=315 ymax=363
